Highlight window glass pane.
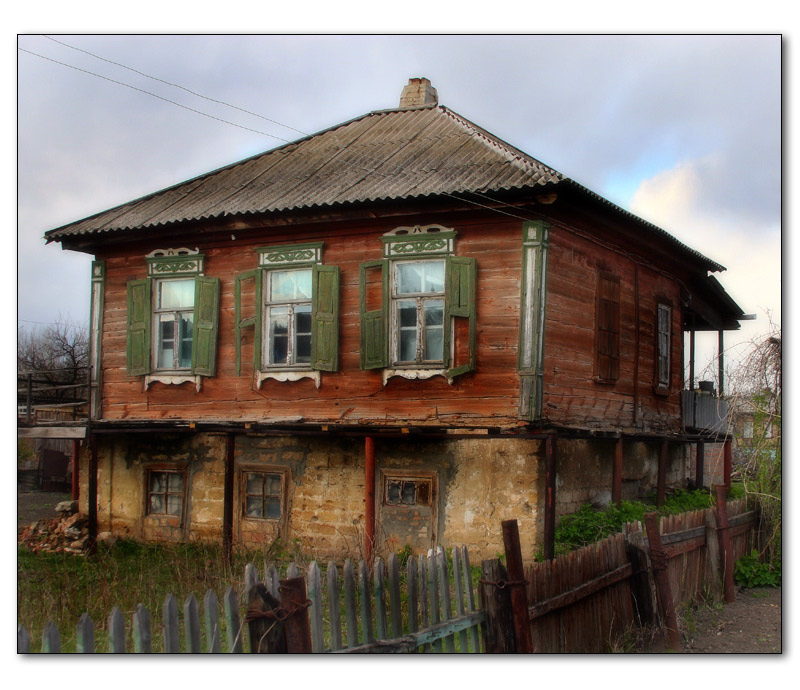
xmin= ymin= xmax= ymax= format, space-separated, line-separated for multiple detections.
xmin=387 ymin=480 xmax=401 ymax=504
xmin=423 ymin=261 xmax=445 ymax=293
xmin=179 ymin=314 xmax=193 ymax=368
xmin=159 ymin=279 xmax=195 ymax=309
xmin=270 ymin=269 xmax=312 ymax=302
xmin=398 ymin=300 xmax=417 ymax=327
xmin=295 ymin=305 xmax=312 ymax=334
xmin=399 ymin=329 xmax=416 ymax=362
xmin=416 ymin=481 xmax=431 ymax=505
xmin=168 ymin=472 xmax=184 ymax=492
xmin=424 ymin=327 xmax=443 ymax=361
xmin=149 ymin=494 xmax=164 ymax=514
xmin=150 ymin=472 xmax=166 ymax=493
xmin=296 ymin=335 xmax=311 ymax=363
xmin=158 ymin=315 xmax=175 ymax=369
xmin=266 ymin=474 xmax=282 ymax=496
xmin=246 ymin=473 xmax=263 ymax=495
xmin=167 ymin=494 xmax=182 ymax=516
xmin=269 ymin=307 xmax=289 ymax=364
xmin=424 ymin=300 xmax=443 ymax=326
xmin=265 ymin=497 xmax=281 ymax=519
xmin=397 ymin=264 xmax=422 ymax=294
xmin=246 ymin=496 xmax=264 ymax=518
xmin=401 ymin=481 xmax=416 ymax=505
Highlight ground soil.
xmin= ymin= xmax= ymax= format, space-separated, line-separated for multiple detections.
xmin=665 ymin=586 xmax=782 ymax=654
xmin=17 ymin=489 xmax=71 ymax=534
xmin=17 ymin=489 xmax=782 ymax=654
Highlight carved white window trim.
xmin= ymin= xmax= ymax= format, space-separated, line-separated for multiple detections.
xmin=382 ymin=368 xmax=453 ymax=386
xmin=144 ymin=374 xmax=203 ymax=393
xmin=256 ymin=370 xmax=321 ymax=389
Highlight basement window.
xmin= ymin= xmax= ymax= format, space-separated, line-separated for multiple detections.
xmin=242 ymin=470 xmax=286 ymax=520
xmin=384 ymin=476 xmax=433 ymax=507
xmin=146 ymin=469 xmax=186 ymax=517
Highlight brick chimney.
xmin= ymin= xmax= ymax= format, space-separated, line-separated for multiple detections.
xmin=399 ymin=77 xmax=438 ymax=108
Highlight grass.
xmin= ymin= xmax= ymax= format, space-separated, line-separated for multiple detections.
xmin=18 ymin=539 xmax=483 ymax=653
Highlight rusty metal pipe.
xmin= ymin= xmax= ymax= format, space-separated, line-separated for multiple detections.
xmin=365 ymin=436 xmax=376 ymax=563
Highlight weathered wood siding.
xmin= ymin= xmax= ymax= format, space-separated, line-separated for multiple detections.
xmin=542 ymin=217 xmax=683 ymax=433
xmin=96 ymin=207 xmax=688 ymax=432
xmin=97 ymin=215 xmax=526 ymax=427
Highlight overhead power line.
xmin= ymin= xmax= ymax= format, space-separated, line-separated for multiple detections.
xmin=20 ymin=40 xmax=542 ymax=224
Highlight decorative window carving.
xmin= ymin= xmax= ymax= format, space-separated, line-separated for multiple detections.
xmin=235 ymin=242 xmax=339 ymax=386
xmin=360 ymin=226 xmax=476 ymax=382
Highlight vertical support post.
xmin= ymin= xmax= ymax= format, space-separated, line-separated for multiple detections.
xmin=633 ymin=263 xmax=640 ymax=426
xmin=718 ymin=329 xmax=725 ymax=397
xmin=543 ymin=433 xmax=557 ymax=561
xmin=656 ymin=439 xmax=668 ymax=507
xmin=365 ymin=435 xmax=376 ymax=564
xmin=612 ymin=436 xmax=623 ymax=506
xmin=715 ymin=485 xmax=736 ymax=603
xmin=222 ymin=433 xmax=235 ymax=567
xmin=26 ymin=373 xmax=32 ymax=425
xmin=479 ymin=559 xmax=515 ymax=653
xmin=689 ymin=324 xmax=696 ymax=391
xmin=71 ymin=440 xmax=80 ymax=501
xmin=723 ymin=439 xmax=732 ymax=493
xmin=695 ymin=440 xmax=705 ymax=490
xmin=280 ymin=576 xmax=313 ymax=653
xmin=501 ymin=520 xmax=533 ymax=653
xmin=87 ymin=434 xmax=98 ymax=555
xmin=643 ymin=512 xmax=680 ymax=650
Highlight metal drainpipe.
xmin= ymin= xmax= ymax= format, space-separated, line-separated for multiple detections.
xmin=365 ymin=436 xmax=376 ymax=563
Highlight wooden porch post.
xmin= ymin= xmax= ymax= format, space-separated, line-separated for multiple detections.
xmin=695 ymin=440 xmax=705 ymax=490
xmin=87 ymin=434 xmax=98 ymax=555
xmin=612 ymin=436 xmax=623 ymax=506
xmin=222 ymin=433 xmax=235 ymax=566
xmin=543 ymin=433 xmax=557 ymax=561
xmin=656 ymin=440 xmax=668 ymax=507
xmin=688 ymin=317 xmax=696 ymax=391
xmin=718 ymin=329 xmax=725 ymax=397
xmin=365 ymin=436 xmax=376 ymax=563
xmin=723 ymin=438 xmax=732 ymax=493
xmin=71 ymin=439 xmax=80 ymax=501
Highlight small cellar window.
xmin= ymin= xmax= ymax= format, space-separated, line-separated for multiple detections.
xmin=385 ymin=477 xmax=432 ymax=507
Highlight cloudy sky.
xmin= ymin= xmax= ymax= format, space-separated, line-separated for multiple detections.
xmin=16 ymin=31 xmax=781 ymax=380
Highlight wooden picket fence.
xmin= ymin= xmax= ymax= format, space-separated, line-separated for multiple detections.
xmin=18 ymin=545 xmax=484 ymax=654
xmin=18 ymin=494 xmax=758 ymax=654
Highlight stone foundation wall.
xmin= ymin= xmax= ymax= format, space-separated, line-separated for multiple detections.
xmin=80 ymin=431 xmax=699 ymax=563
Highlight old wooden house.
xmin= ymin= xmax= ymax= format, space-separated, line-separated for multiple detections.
xmin=43 ymin=78 xmax=746 ymax=561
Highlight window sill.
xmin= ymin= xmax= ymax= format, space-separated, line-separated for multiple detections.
xmin=652 ymin=384 xmax=671 ymax=397
xmin=256 ymin=370 xmax=321 ymax=389
xmin=593 ymin=376 xmax=618 ymax=386
xmin=145 ymin=374 xmax=202 ymax=392
xmin=382 ymin=368 xmax=453 ymax=386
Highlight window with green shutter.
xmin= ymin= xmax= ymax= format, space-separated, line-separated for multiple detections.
xmin=126 ymin=248 xmax=220 ymax=382
xmin=234 ymin=242 xmax=339 ymax=384
xmin=359 ymin=225 xmax=476 ymax=380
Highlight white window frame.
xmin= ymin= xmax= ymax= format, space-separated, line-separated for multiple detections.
xmin=389 ymin=259 xmax=447 ymax=368
xmin=262 ymin=267 xmax=314 ymax=370
xmin=153 ymin=277 xmax=196 ymax=373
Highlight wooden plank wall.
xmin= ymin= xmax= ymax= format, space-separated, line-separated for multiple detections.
xmin=543 ymin=213 xmax=684 ymax=433
xmin=98 ymin=214 xmax=526 ymax=427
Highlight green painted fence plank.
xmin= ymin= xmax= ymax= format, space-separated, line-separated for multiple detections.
xmin=327 ymin=562 xmax=343 ymax=651
xmin=163 ymin=594 xmax=180 ymax=653
xmin=133 ymin=604 xmax=151 ymax=653
xmin=343 ymin=559 xmax=358 ymax=648
xmin=76 ymin=613 xmax=95 ymax=653
xmin=204 ymin=589 xmax=221 ymax=653
xmin=223 ymin=586 xmax=243 ymax=653
xmin=108 ymin=606 xmax=126 ymax=653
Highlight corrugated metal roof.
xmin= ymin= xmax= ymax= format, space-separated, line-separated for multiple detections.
xmin=44 ymin=104 xmax=563 ymax=241
xmin=41 ymin=101 xmax=725 ymax=273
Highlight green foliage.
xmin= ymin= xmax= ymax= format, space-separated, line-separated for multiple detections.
xmin=734 ymin=549 xmax=781 ymax=588
xmin=543 ymin=487 xmax=747 ymax=560
xmin=17 ymin=439 xmax=35 ymax=463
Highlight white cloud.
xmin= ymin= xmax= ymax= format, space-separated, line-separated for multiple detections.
xmin=630 ymin=157 xmax=781 ymax=376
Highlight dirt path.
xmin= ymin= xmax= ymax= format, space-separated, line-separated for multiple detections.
xmin=646 ymin=586 xmax=782 ymax=653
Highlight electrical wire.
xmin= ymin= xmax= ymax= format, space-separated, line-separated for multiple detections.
xmin=20 ymin=40 xmax=545 ymax=224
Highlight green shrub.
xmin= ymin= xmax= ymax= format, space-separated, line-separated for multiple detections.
xmin=734 ymin=549 xmax=781 ymax=588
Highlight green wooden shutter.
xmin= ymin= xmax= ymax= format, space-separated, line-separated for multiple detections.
xmin=359 ymin=260 xmax=389 ymax=370
xmin=311 ymin=264 xmax=340 ymax=371
xmin=445 ymin=256 xmax=477 ymax=378
xmin=191 ymin=276 xmax=220 ymax=376
xmin=235 ymin=269 xmax=263 ymax=375
xmin=126 ymin=279 xmax=152 ymax=376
